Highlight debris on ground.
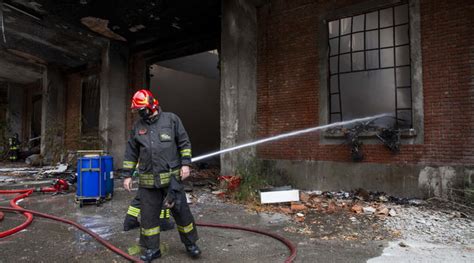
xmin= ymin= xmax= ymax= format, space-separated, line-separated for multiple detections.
xmin=25 ymin=154 xmax=43 ymax=166
xmin=218 ymin=175 xmax=241 ymax=191
xmin=192 ymin=165 xmax=220 ymax=179
xmin=398 ymin=241 xmax=409 ymax=247
xmin=383 ymin=200 xmax=473 ymax=245
xmin=0 ymin=162 xmax=76 ymax=187
xmin=363 ymin=206 xmax=376 ymax=215
xmin=39 ymin=164 xmax=68 ymax=175
xmin=228 ymin=188 xmax=473 ymax=243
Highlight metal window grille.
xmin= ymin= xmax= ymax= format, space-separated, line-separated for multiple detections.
xmin=328 ymin=3 xmax=412 ymax=128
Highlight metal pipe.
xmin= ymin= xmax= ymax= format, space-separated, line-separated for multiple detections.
xmin=2 ymin=3 xmax=41 ymax=21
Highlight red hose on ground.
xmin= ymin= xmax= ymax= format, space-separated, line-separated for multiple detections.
xmin=0 ymin=206 xmax=142 ymax=262
xmin=0 ymin=206 xmax=297 ymax=262
xmin=196 ymin=222 xmax=297 ymax=263
xmin=0 ymin=189 xmax=34 ymax=238
xmin=0 ymin=190 xmax=297 ymax=262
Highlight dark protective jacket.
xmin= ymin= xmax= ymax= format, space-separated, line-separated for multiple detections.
xmin=123 ymin=110 xmax=192 ymax=188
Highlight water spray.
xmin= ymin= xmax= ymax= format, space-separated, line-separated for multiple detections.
xmin=191 ymin=113 xmax=390 ymax=162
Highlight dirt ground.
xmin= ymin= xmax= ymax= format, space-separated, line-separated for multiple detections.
xmin=0 ymin=163 xmax=472 ymax=262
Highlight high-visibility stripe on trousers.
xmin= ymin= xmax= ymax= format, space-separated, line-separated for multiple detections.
xmin=127 ymin=205 xmax=171 ymax=220
xmin=127 ymin=191 xmax=171 ymax=219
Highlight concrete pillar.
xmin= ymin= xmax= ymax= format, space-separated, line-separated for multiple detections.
xmin=99 ymin=41 xmax=129 ymax=168
xmin=41 ymin=65 xmax=66 ymax=162
xmin=7 ymin=83 xmax=23 ymax=140
xmin=220 ymin=0 xmax=258 ymax=174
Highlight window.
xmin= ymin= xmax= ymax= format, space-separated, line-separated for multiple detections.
xmin=81 ymin=74 xmax=100 ymax=136
xmin=328 ymin=3 xmax=411 ymax=128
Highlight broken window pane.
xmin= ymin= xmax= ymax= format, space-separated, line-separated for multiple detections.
xmin=397 ymin=88 xmax=412 ymax=108
xmin=352 ymin=32 xmax=364 ymax=51
xmin=352 ymin=52 xmax=365 ymax=71
xmin=339 ymin=69 xmax=395 ymax=125
xmin=397 ymin=110 xmax=412 ymax=128
xmin=366 ymin=50 xmax=379 ymax=69
xmin=366 ymin=11 xmax=378 ymax=30
xmin=329 ymin=20 xmax=340 ymax=38
xmin=395 ymin=4 xmax=409 ymax=25
xmin=340 ymin=54 xmax=351 ymax=72
xmin=395 ymin=46 xmax=410 ymax=66
xmin=380 ymin=28 xmax=394 ymax=47
xmin=330 ymin=38 xmax=339 ymax=55
xmin=341 ymin=17 xmax=352 ymax=35
xmin=396 ymin=66 xmax=411 ymax=87
xmin=380 ymin=8 xmax=393 ymax=28
xmin=366 ymin=30 xmax=379 ymax=49
xmin=340 ymin=35 xmax=351 ymax=53
xmin=330 ymin=56 xmax=339 ymax=74
xmin=330 ymin=75 xmax=339 ymax=93
xmin=331 ymin=94 xmax=340 ymax=112
xmin=380 ymin=48 xmax=394 ymax=67
xmin=395 ymin=25 xmax=409 ymax=45
xmin=353 ymin=15 xmax=365 ymax=32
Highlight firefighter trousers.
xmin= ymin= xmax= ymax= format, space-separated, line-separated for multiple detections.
xmin=139 ymin=187 xmax=198 ymax=249
xmin=126 ymin=192 xmax=171 ymax=220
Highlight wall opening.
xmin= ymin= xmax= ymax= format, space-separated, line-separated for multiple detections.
xmin=31 ymin=94 xmax=42 ymax=139
xmin=81 ymin=73 xmax=101 ymax=137
xmin=149 ymin=50 xmax=220 ymax=165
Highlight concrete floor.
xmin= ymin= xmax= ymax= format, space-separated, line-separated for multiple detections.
xmin=0 ymin=178 xmax=386 ymax=262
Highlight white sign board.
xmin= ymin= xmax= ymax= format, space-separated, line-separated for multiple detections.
xmin=260 ymin=189 xmax=300 ymax=204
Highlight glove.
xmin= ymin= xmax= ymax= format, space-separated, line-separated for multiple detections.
xmin=163 ymin=176 xmax=183 ymax=209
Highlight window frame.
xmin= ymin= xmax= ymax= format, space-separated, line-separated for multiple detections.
xmin=318 ymin=0 xmax=423 ymax=145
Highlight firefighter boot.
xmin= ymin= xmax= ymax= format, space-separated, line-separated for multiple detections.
xmin=123 ymin=215 xmax=140 ymax=231
xmin=140 ymin=249 xmax=161 ymax=262
xmin=185 ymin=244 xmax=201 ymax=258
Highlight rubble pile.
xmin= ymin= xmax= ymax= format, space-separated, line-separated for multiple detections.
xmin=383 ymin=204 xmax=473 ymax=245
xmin=268 ymin=189 xmax=404 ymax=220
xmin=243 ymin=189 xmax=407 ymax=241
xmin=240 ymin=188 xmax=474 ymax=244
xmin=0 ymin=162 xmax=76 ymax=186
xmin=192 ymin=166 xmax=220 ymax=179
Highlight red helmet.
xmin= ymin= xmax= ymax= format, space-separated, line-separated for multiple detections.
xmin=131 ymin=89 xmax=159 ymax=112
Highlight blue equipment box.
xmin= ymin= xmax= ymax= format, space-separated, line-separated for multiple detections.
xmin=76 ymin=155 xmax=113 ymax=207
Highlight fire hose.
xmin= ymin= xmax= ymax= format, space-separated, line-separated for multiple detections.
xmin=0 ymin=189 xmax=297 ymax=263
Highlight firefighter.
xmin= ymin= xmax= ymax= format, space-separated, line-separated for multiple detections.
xmin=123 ymin=89 xmax=200 ymax=262
xmin=8 ymin=133 xmax=19 ymax=162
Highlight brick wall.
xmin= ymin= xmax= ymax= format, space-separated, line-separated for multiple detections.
xmin=64 ymin=70 xmax=104 ymax=150
xmin=256 ymin=0 xmax=473 ymax=165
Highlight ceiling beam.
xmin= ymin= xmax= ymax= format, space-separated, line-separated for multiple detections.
xmin=0 ymin=4 xmax=108 ymax=68
xmin=0 ymin=49 xmax=44 ymax=84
